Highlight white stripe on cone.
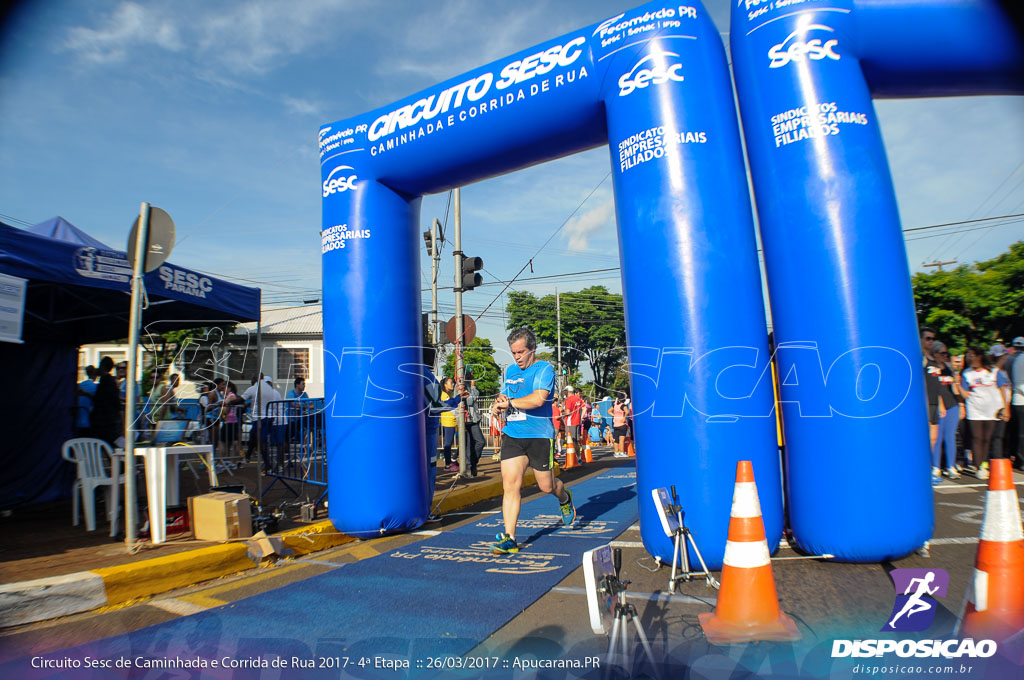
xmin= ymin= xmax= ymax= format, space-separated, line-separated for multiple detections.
xmin=731 ymin=482 xmax=762 ymax=519
xmin=972 ymin=569 xmax=989 ymax=612
xmin=723 ymin=540 xmax=771 ymax=568
xmin=980 ymin=490 xmax=1024 ymax=542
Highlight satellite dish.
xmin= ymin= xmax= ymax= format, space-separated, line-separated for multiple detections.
xmin=583 ymin=545 xmax=619 ymax=635
xmin=127 ymin=206 xmax=175 ymax=272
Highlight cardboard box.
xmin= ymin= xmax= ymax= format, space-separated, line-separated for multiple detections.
xmin=188 ymin=492 xmax=252 ymax=542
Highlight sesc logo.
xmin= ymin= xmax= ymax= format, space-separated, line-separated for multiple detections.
xmin=768 ymin=24 xmax=840 ymax=68
xmin=322 ymin=165 xmax=358 ymax=198
xmin=618 ymin=49 xmax=685 ymax=97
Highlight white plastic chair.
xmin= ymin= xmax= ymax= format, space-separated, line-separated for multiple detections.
xmin=61 ymin=438 xmax=121 ymax=536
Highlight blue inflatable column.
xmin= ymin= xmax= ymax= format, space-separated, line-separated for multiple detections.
xmin=596 ymin=2 xmax=781 ymax=570
xmin=320 ymin=161 xmax=429 ymax=537
xmin=730 ymin=2 xmax=931 ymax=560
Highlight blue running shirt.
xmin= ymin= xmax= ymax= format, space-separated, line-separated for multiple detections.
xmin=501 ymin=360 xmax=556 ymax=439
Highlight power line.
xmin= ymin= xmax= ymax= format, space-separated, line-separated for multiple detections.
xmin=471 ymin=172 xmax=612 ymax=322
xmin=929 ymin=161 xmax=1024 ymax=261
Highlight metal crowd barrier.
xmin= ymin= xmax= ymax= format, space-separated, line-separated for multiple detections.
xmin=260 ymin=398 xmax=327 ymax=510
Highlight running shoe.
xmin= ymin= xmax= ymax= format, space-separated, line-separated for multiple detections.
xmin=945 ymin=468 xmax=961 ymax=480
xmin=492 ymin=533 xmax=519 ymax=554
xmin=559 ymin=488 xmax=576 ymax=526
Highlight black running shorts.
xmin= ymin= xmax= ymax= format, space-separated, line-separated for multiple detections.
xmin=500 ymin=436 xmax=554 ymax=472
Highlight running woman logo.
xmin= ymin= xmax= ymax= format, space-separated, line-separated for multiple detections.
xmin=882 ymin=568 xmax=949 ymax=632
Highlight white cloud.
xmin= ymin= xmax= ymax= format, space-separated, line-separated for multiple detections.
xmin=65 ymin=3 xmax=183 ymax=63
xmin=283 ymin=96 xmax=322 ymax=117
xmin=195 ymin=0 xmax=366 ymax=75
xmin=64 ymin=0 xmax=370 ymax=76
xmin=564 ymin=198 xmax=614 ymax=252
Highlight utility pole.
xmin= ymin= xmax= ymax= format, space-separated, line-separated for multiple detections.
xmin=453 ymin=188 xmax=469 ymax=478
xmin=430 ymin=218 xmax=441 ymax=358
xmin=556 ymin=288 xmax=562 ymax=394
xmin=123 ymin=202 xmax=150 ymax=549
xmin=922 ymin=259 xmax=957 ymax=271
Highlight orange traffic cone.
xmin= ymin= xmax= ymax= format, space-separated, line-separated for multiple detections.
xmin=699 ymin=461 xmax=801 ymax=644
xmin=562 ymin=438 xmax=580 ymax=470
xmin=583 ymin=440 xmax=594 ymax=464
xmin=627 ymin=437 xmax=636 ymax=458
xmin=962 ymin=458 xmax=1024 ymax=640
xmin=565 ymin=431 xmax=579 ymax=466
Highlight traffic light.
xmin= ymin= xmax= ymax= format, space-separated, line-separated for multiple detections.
xmin=461 ymin=255 xmax=483 ymax=291
xmin=423 ymin=229 xmax=434 ymax=256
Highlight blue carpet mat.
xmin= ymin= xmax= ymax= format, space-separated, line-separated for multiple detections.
xmin=4 ymin=465 xmax=638 ymax=678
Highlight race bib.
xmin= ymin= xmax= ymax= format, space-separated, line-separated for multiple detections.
xmin=506 ymin=405 xmax=526 ymax=422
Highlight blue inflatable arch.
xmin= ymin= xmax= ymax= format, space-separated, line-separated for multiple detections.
xmin=320 ymin=0 xmax=1022 ymax=566
xmin=730 ymin=0 xmax=1022 ymax=561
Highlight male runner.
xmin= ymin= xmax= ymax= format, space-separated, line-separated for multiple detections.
xmin=490 ymin=328 xmax=576 ymax=554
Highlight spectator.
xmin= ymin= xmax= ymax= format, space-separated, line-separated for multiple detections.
xmin=243 ymin=375 xmax=283 ymax=464
xmin=989 ymin=344 xmax=1013 ymax=463
xmin=150 ymin=373 xmax=181 ymax=423
xmin=439 ymin=377 xmax=461 ymax=471
xmin=961 ymin=346 xmax=1011 ymax=480
xmin=928 ymin=342 xmax=961 ymax=482
xmin=581 ymin=397 xmax=592 ymax=443
xmin=218 ymin=381 xmax=245 ymax=460
xmin=612 ymin=397 xmax=629 ymax=457
xmin=286 ymin=377 xmax=308 ymax=400
xmin=116 ymin=361 xmax=128 ymax=402
xmin=489 ymin=408 xmax=505 ymax=461
xmin=285 ymin=377 xmax=311 ymax=448
xmin=1009 ymin=337 xmax=1024 ymax=469
xmin=464 ymin=373 xmax=486 ymax=477
xmin=197 ymin=380 xmax=221 ymax=445
xmin=76 ymin=365 xmax=98 ymax=437
xmin=551 ymin=398 xmax=565 ymax=456
xmin=625 ymin=397 xmax=634 ymax=443
xmin=91 ymin=356 xmax=122 ymax=447
xmin=564 ymin=386 xmax=583 ymax=446
xmin=920 ymin=327 xmax=942 ymax=451
xmin=422 ymin=349 xmax=462 ymax=518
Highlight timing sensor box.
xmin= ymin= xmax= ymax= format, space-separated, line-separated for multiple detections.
xmin=188 ymin=492 xmax=252 ymax=542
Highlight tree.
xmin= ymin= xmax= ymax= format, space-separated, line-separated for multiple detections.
xmin=505 ymin=286 xmax=627 ymax=395
xmin=140 ymin=325 xmax=237 ymax=394
xmin=913 ymin=241 xmax=1024 ymax=353
xmin=442 ymin=337 xmax=501 ymax=398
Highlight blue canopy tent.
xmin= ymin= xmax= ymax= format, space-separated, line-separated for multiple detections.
xmin=0 ymin=217 xmax=261 ymax=509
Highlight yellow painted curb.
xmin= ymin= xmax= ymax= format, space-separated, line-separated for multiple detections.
xmin=278 ymin=520 xmax=356 ymax=556
xmin=80 ymin=466 xmax=559 ymax=611
xmin=93 ymin=543 xmax=255 ymax=607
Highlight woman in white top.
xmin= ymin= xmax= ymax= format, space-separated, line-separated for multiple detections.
xmin=960 ymin=346 xmax=1011 ymax=479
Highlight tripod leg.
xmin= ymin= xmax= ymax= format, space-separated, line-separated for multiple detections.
xmin=686 ymin=531 xmax=720 ymax=589
xmin=606 ymin=614 xmax=621 ymax=675
xmin=679 ymin=528 xmax=692 ymax=579
xmin=669 ymin=531 xmax=680 ymax=591
xmin=631 ymin=614 xmax=661 ymax=680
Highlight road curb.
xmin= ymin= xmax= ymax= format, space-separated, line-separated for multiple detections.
xmin=0 ymin=571 xmax=108 ymax=628
xmin=1 ymin=463 xmax=570 ymax=628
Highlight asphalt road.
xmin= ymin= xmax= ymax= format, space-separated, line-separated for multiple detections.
xmin=1 ymin=456 xmax=1018 ymax=679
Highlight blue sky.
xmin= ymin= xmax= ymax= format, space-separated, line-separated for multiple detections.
xmin=1 ymin=0 xmax=1021 ymax=350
